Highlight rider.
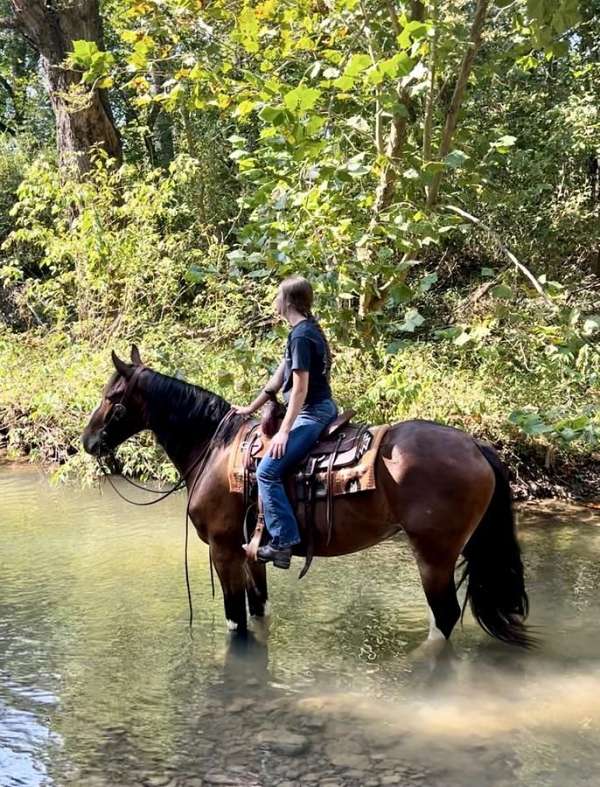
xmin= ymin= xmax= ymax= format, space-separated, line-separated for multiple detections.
xmin=232 ymin=276 xmax=338 ymax=569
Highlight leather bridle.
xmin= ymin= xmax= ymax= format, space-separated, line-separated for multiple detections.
xmin=99 ymin=364 xmax=147 ymax=450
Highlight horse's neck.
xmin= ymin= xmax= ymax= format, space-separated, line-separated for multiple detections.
xmin=160 ymin=433 xmax=212 ymax=481
xmin=142 ymin=387 xmax=227 ymax=479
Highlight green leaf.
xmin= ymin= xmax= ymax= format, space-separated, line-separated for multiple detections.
xmin=445 ymin=149 xmax=469 ymax=169
xmin=418 ymin=272 xmax=438 ymax=292
xmin=259 ymin=105 xmax=286 ymax=125
xmin=388 ymin=283 xmax=413 ymax=304
xmin=491 ymin=134 xmax=517 ymax=153
xmin=508 ymin=409 xmax=553 ymax=436
xmin=399 ymin=308 xmax=425 ymax=332
xmin=422 ymin=160 xmax=444 ymax=174
xmin=435 ymin=326 xmax=462 ymax=340
xmin=226 ymin=249 xmax=246 ymax=262
xmin=236 ymin=100 xmax=256 ymax=117
xmin=379 ymin=52 xmax=412 ymax=78
xmin=397 ymin=20 xmax=429 ymax=48
xmin=71 ymin=39 xmax=99 ymax=67
xmin=333 ymin=75 xmax=354 ymax=90
xmin=491 ymin=284 xmax=513 ymax=299
xmin=345 ymin=53 xmax=372 ymax=77
xmin=239 ymin=6 xmax=260 ymax=53
xmin=283 ymin=86 xmax=321 ymax=112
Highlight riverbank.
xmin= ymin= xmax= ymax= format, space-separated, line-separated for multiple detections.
xmin=2 ymin=446 xmax=598 ymax=505
xmin=1 ymin=328 xmax=598 ymax=500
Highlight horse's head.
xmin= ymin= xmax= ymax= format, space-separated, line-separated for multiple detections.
xmin=82 ymin=344 xmax=148 ymax=456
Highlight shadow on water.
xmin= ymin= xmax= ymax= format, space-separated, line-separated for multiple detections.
xmin=1 ymin=467 xmax=600 ymax=786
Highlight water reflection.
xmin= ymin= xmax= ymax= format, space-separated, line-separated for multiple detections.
xmin=0 ymin=467 xmax=599 ymax=786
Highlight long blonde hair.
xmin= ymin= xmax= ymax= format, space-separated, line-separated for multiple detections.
xmin=278 ymin=276 xmax=333 ymax=380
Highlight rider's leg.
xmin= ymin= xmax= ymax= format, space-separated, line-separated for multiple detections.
xmin=255 ymin=398 xmax=338 ymax=567
xmin=256 ymin=420 xmax=325 ymax=549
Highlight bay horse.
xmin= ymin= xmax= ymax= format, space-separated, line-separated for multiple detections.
xmin=82 ymin=345 xmax=531 ymax=647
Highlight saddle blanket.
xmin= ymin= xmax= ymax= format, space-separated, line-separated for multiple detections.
xmin=227 ymin=419 xmax=390 ymax=498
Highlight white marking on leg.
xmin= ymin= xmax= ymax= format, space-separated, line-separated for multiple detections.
xmin=263 ymin=600 xmax=271 ymax=617
xmin=427 ymin=604 xmax=446 ymax=642
xmin=226 ymin=619 xmax=238 ymax=631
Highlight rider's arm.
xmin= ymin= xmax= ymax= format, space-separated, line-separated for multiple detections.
xmin=244 ymin=360 xmax=285 ymax=413
xmin=279 ymin=371 xmax=308 ymax=433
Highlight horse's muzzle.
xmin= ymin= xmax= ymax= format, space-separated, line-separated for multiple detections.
xmin=82 ymin=430 xmax=102 ymax=455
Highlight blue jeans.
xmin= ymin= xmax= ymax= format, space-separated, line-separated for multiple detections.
xmin=256 ymin=397 xmax=338 ymax=548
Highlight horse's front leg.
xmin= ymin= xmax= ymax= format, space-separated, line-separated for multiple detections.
xmin=211 ymin=543 xmax=248 ymax=634
xmin=246 ymin=561 xmax=269 ymax=620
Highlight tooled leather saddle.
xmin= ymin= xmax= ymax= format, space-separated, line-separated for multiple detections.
xmin=228 ymin=401 xmax=390 ymax=577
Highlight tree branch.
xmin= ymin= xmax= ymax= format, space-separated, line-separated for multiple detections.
xmin=385 ymin=0 xmax=401 ymax=37
xmin=444 ymin=204 xmax=554 ymax=307
xmin=426 ymin=0 xmax=490 ymax=208
xmin=422 ymin=0 xmax=438 ymax=166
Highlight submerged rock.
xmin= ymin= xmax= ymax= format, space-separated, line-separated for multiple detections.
xmin=324 ymin=738 xmax=369 ymax=770
xmin=257 ymin=729 xmax=310 ymax=755
xmin=203 ymin=771 xmax=237 ymax=785
xmin=225 ymin=697 xmax=255 ymax=713
xmin=141 ymin=777 xmax=175 ymax=787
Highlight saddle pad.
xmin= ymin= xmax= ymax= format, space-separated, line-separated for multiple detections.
xmin=227 ymin=419 xmax=390 ymax=497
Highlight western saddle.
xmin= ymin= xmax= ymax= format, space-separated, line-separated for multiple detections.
xmin=229 ymin=403 xmax=389 ymax=577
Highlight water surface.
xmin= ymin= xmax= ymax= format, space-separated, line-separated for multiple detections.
xmin=1 ymin=466 xmax=600 ymax=786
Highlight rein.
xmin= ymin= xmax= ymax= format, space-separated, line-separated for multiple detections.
xmin=96 ymin=373 xmax=241 ymax=626
xmin=98 ymin=463 xmax=187 ymax=506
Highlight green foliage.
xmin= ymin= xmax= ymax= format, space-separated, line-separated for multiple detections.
xmin=67 ymin=40 xmax=115 ymax=88
xmin=0 ymin=0 xmax=598 ymax=480
xmin=0 ymin=152 xmax=231 ymax=336
xmin=1 ymin=304 xmax=597 ymax=483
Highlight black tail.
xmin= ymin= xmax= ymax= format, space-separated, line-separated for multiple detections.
xmin=458 ymin=442 xmax=533 ymax=648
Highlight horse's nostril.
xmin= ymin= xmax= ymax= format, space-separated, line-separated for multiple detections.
xmin=82 ymin=432 xmax=100 ymax=455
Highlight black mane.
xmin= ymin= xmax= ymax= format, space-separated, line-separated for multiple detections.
xmin=139 ymin=369 xmax=246 ymax=455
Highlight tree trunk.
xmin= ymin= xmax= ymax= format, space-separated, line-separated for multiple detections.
xmin=3 ymin=0 xmax=121 ymax=176
xmin=358 ymin=0 xmax=424 ymax=319
xmin=147 ymin=62 xmax=175 ymax=169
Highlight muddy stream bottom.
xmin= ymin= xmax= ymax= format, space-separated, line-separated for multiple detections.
xmin=1 ymin=467 xmax=600 ymax=787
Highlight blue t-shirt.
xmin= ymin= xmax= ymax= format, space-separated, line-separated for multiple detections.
xmin=281 ymin=319 xmax=332 ymax=405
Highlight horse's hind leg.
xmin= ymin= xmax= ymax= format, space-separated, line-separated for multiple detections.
xmin=421 ymin=565 xmax=460 ymax=641
xmin=246 ymin=561 xmax=269 ymax=619
xmin=411 ymin=542 xmax=461 ymax=641
xmin=406 ymin=543 xmax=461 ymax=681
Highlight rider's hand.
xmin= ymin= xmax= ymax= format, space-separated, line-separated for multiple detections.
xmin=268 ymin=429 xmax=289 ymax=459
xmin=231 ymin=404 xmax=255 ymax=416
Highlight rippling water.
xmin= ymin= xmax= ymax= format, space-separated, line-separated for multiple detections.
xmin=1 ymin=466 xmax=600 ymax=786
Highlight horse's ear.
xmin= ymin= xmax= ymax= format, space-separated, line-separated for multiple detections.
xmin=130 ymin=344 xmax=142 ymax=366
xmin=111 ymin=350 xmax=133 ymax=379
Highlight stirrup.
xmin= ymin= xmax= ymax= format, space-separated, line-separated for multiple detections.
xmin=243 ymin=512 xmax=265 ymax=561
